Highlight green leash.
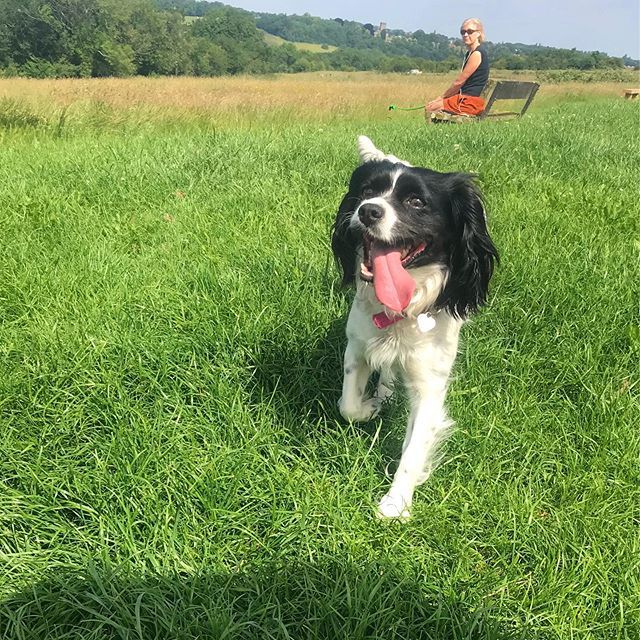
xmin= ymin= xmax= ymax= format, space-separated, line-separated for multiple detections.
xmin=388 ymin=104 xmax=425 ymax=111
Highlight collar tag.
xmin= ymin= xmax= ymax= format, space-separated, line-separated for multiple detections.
xmin=417 ymin=313 xmax=436 ymax=332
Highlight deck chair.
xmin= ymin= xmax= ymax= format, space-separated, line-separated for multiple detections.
xmin=429 ymin=80 xmax=540 ymax=123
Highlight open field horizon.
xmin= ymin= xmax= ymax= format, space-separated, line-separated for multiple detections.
xmin=0 ymin=75 xmax=639 ymax=638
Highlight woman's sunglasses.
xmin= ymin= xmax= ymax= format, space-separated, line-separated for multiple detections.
xmin=460 ymin=29 xmax=477 ymax=35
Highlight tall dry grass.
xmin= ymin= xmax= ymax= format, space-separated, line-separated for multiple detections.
xmin=0 ymin=71 xmax=635 ymax=127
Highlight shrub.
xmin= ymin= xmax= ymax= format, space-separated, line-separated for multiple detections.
xmin=536 ymin=68 xmax=637 ymax=83
xmin=20 ymin=58 xmax=80 ymax=79
xmin=0 ymin=98 xmax=46 ymax=129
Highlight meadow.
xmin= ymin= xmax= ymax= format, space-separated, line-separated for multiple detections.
xmin=0 ymin=72 xmax=638 ymax=639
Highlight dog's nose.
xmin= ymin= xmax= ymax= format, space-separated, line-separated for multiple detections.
xmin=359 ymin=203 xmax=384 ymax=226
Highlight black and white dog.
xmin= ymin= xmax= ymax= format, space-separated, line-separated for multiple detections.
xmin=332 ymin=136 xmax=498 ymax=520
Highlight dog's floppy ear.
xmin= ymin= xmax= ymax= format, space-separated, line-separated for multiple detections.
xmin=331 ymin=190 xmax=359 ymax=286
xmin=438 ymin=174 xmax=499 ymax=318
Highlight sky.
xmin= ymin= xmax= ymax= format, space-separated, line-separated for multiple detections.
xmin=225 ymin=0 xmax=640 ymax=59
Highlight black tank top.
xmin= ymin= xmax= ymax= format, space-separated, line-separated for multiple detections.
xmin=461 ymin=43 xmax=489 ymax=97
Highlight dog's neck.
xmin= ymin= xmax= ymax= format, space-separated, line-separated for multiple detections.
xmin=372 ymin=307 xmax=439 ymax=331
xmin=356 ymin=262 xmax=448 ymax=329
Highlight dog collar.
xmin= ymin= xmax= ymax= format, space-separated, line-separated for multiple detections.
xmin=372 ymin=311 xmax=404 ymax=329
xmin=372 ymin=311 xmax=436 ymax=332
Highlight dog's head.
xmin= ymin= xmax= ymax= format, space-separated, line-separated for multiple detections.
xmin=332 ymin=136 xmax=498 ymax=319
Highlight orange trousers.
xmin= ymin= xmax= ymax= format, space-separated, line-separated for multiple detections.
xmin=442 ymin=94 xmax=485 ymax=116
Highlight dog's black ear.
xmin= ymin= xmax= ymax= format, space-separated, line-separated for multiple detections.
xmin=331 ymin=192 xmax=359 ymax=286
xmin=438 ymin=174 xmax=499 ymax=318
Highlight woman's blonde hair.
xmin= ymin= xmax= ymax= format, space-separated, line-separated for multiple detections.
xmin=461 ymin=18 xmax=485 ymax=43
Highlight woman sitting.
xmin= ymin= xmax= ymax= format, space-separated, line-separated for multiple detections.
xmin=425 ymin=18 xmax=489 ymax=117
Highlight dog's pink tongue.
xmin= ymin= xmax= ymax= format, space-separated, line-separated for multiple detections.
xmin=371 ymin=245 xmax=416 ymax=313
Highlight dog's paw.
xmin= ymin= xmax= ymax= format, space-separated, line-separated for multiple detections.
xmin=377 ymin=493 xmax=411 ymax=521
xmin=339 ymin=396 xmax=382 ymax=422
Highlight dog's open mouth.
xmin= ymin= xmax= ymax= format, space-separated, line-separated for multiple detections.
xmin=360 ymin=237 xmax=427 ymax=282
xmin=360 ymin=235 xmax=427 ymax=313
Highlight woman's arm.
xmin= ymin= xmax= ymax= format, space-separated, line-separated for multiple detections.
xmin=426 ymin=49 xmax=482 ymax=109
xmin=441 ymin=50 xmax=482 ymax=98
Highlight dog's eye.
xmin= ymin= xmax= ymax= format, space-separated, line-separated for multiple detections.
xmin=407 ymin=196 xmax=425 ymax=209
xmin=362 ymin=187 xmax=374 ymax=199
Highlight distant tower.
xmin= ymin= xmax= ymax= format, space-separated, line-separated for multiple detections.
xmin=378 ymin=21 xmax=388 ymax=41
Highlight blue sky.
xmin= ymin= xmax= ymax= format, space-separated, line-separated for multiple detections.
xmin=226 ymin=0 xmax=640 ymax=59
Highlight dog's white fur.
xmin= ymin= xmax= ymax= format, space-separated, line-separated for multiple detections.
xmin=339 ymin=137 xmax=462 ymax=520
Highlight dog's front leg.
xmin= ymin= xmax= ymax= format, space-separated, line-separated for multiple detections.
xmin=378 ymin=376 xmax=451 ymax=520
xmin=338 ymin=339 xmax=382 ymax=422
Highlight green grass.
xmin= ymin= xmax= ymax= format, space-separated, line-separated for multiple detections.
xmin=0 ymin=97 xmax=639 ymax=639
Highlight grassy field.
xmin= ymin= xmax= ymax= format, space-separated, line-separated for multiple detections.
xmin=1 ymin=71 xmax=636 ymax=128
xmin=0 ymin=74 xmax=639 ymax=639
xmin=261 ymin=31 xmax=337 ymax=53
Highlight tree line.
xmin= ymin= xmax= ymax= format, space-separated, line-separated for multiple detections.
xmin=0 ymin=0 xmax=632 ymax=79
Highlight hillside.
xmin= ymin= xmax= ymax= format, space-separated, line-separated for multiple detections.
xmin=250 ymin=9 xmax=637 ymax=69
xmin=157 ymin=1 xmax=636 ymax=69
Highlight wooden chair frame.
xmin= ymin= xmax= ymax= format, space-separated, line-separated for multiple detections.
xmin=429 ymin=80 xmax=540 ymax=124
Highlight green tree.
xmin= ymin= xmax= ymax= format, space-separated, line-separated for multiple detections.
xmin=188 ymin=37 xmax=228 ymax=75
xmin=92 ymin=38 xmax=135 ymax=76
xmin=1 ymin=0 xmax=68 ymax=65
xmin=191 ymin=6 xmax=271 ymax=74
